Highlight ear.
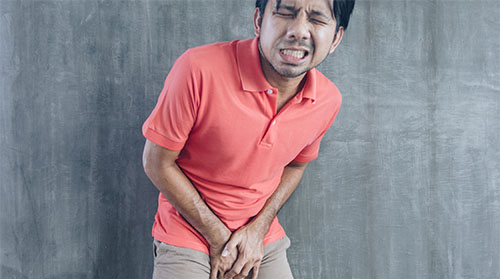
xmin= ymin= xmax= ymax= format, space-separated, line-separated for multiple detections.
xmin=328 ymin=26 xmax=344 ymax=54
xmin=253 ymin=8 xmax=262 ymax=37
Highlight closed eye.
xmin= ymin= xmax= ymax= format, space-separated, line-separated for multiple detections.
xmin=310 ymin=18 xmax=327 ymax=25
xmin=273 ymin=11 xmax=295 ymax=18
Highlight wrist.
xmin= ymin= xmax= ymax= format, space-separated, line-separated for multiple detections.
xmin=206 ymin=225 xmax=232 ymax=248
xmin=249 ymin=213 xmax=274 ymax=238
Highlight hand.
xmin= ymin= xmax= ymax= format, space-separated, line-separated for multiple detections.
xmin=209 ymin=228 xmax=237 ymax=279
xmin=222 ymin=223 xmax=266 ymax=279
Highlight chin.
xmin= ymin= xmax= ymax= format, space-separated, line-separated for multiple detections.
xmin=276 ymin=67 xmax=310 ymax=78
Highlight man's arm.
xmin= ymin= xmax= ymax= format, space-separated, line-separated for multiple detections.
xmin=142 ymin=139 xmax=236 ymax=278
xmin=223 ymin=160 xmax=308 ymax=279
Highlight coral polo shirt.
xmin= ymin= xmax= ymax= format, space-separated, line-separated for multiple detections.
xmin=142 ymin=38 xmax=342 ymax=254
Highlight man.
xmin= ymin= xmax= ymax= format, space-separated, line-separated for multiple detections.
xmin=142 ymin=0 xmax=355 ymax=278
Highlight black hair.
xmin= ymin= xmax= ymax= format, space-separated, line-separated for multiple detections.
xmin=255 ymin=0 xmax=355 ymax=32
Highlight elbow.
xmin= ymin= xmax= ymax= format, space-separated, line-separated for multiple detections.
xmin=142 ymin=139 xmax=180 ymax=178
xmin=142 ymin=146 xmax=156 ymax=178
xmin=143 ymin=151 xmax=165 ymax=186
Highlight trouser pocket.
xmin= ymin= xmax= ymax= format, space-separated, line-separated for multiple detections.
xmin=152 ymin=239 xmax=159 ymax=259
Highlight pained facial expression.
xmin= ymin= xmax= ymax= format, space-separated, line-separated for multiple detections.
xmin=254 ymin=0 xmax=344 ymax=79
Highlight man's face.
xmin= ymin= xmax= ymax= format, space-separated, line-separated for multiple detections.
xmin=254 ymin=0 xmax=344 ymax=79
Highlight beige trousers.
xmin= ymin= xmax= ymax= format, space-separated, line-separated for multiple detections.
xmin=152 ymin=236 xmax=294 ymax=279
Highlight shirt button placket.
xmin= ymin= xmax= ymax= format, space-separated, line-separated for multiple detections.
xmin=260 ymin=88 xmax=277 ymax=147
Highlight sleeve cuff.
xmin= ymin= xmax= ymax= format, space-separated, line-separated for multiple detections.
xmin=293 ymin=153 xmax=318 ymax=163
xmin=142 ymin=127 xmax=185 ymax=151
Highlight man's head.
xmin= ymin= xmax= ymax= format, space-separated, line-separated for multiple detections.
xmin=253 ymin=0 xmax=355 ymax=79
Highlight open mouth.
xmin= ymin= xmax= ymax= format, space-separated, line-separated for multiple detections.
xmin=280 ymin=49 xmax=309 ymax=60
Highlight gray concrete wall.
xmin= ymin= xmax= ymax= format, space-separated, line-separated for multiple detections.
xmin=1 ymin=0 xmax=499 ymax=278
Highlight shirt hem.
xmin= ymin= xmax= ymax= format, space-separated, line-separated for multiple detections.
xmin=152 ymin=228 xmax=286 ymax=255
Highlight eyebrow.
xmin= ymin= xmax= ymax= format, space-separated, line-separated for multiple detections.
xmin=275 ymin=4 xmax=296 ymax=12
xmin=275 ymin=4 xmax=332 ymax=21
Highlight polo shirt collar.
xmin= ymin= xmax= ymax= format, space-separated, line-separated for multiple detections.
xmin=300 ymin=67 xmax=317 ymax=102
xmin=236 ymin=38 xmax=317 ymax=102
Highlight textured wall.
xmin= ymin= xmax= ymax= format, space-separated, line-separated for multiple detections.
xmin=1 ymin=0 xmax=499 ymax=278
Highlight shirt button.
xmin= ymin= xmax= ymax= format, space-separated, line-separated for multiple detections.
xmin=266 ymin=89 xmax=273 ymax=94
xmin=272 ymin=120 xmax=276 ymax=125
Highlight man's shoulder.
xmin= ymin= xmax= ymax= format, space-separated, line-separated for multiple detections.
xmin=180 ymin=40 xmax=241 ymax=69
xmin=313 ymin=68 xmax=342 ymax=105
xmin=188 ymin=40 xmax=236 ymax=55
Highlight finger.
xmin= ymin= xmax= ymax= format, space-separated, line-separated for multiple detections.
xmin=236 ymin=263 xmax=254 ymax=279
xmin=225 ymin=257 xmax=245 ymax=278
xmin=251 ymin=262 xmax=261 ymax=279
xmin=210 ymin=263 xmax=218 ymax=279
xmin=220 ymin=255 xmax=237 ymax=274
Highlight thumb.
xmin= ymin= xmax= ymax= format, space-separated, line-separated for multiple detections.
xmin=221 ymin=236 xmax=239 ymax=257
xmin=221 ymin=245 xmax=229 ymax=257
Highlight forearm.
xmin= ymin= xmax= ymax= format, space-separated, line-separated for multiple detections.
xmin=249 ymin=161 xmax=308 ymax=236
xmin=145 ymin=161 xmax=230 ymax=246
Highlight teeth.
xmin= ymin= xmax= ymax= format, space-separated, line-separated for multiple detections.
xmin=281 ymin=49 xmax=305 ymax=59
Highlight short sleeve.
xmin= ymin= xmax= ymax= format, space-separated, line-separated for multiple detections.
xmin=142 ymin=51 xmax=200 ymax=151
xmin=293 ymin=102 xmax=341 ymax=163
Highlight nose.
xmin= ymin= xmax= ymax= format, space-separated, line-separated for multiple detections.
xmin=286 ymin=13 xmax=311 ymax=41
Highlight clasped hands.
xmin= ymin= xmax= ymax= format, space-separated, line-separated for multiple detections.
xmin=209 ymin=222 xmax=266 ymax=279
